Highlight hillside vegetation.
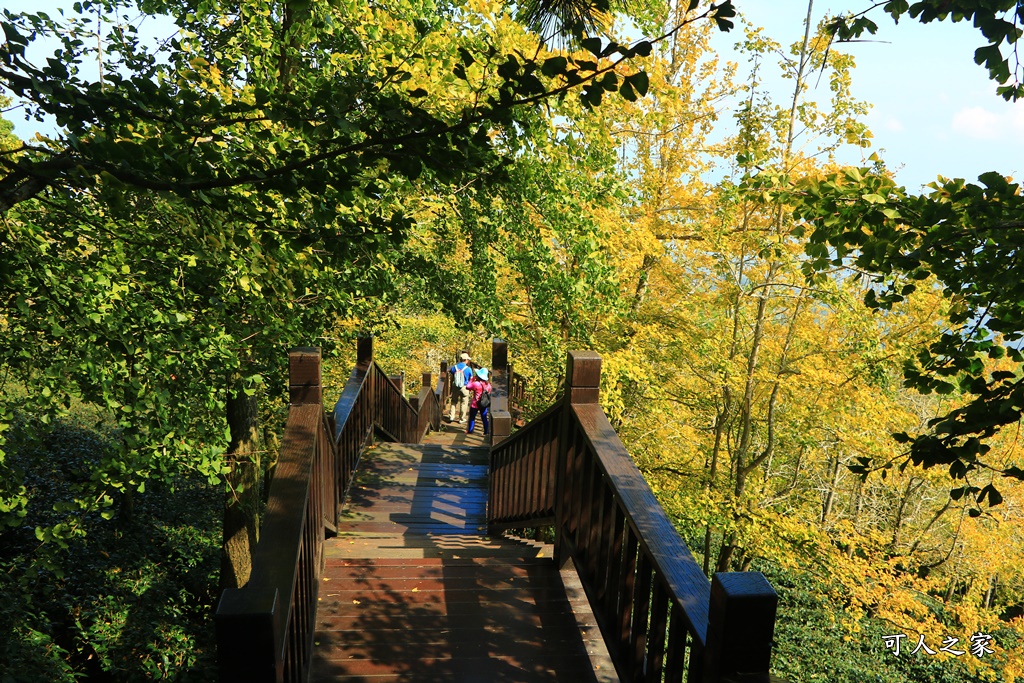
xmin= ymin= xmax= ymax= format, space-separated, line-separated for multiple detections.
xmin=2 ymin=0 xmax=1023 ymax=680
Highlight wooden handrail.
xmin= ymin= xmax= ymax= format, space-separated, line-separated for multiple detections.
xmin=416 ymin=371 xmax=443 ymax=440
xmin=215 ymin=351 xmax=337 ymax=682
xmin=487 ymin=347 xmax=783 ymax=683
xmin=569 ymin=401 xmax=712 ymax=648
xmin=215 ymin=337 xmax=440 ymax=683
xmin=488 ymin=398 xmax=562 ymax=530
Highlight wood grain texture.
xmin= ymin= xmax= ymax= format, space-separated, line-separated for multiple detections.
xmin=310 ymin=430 xmax=620 ymax=683
xmin=571 ymin=403 xmax=711 ymax=649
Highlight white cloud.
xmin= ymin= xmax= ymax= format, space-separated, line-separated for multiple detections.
xmin=951 ymin=106 xmax=1024 ymax=141
xmin=883 ymin=117 xmax=906 ymax=133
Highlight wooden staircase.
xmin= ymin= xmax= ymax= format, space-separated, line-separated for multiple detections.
xmin=216 ymin=341 xmax=786 ymax=683
xmin=309 ymin=425 xmax=619 ymax=682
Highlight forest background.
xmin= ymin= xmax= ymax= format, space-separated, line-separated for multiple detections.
xmin=2 ymin=0 xmax=1024 ymax=681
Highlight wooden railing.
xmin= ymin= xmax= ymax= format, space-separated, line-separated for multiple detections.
xmin=488 ymin=348 xmax=783 ymax=683
xmin=413 ymin=370 xmax=443 ymax=441
xmin=214 ymin=338 xmax=438 ymax=683
xmin=488 ymin=399 xmax=561 ymax=528
xmin=507 ymin=360 xmax=527 ymax=426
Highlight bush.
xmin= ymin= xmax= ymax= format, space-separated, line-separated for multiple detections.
xmin=0 ymin=414 xmax=221 ymax=682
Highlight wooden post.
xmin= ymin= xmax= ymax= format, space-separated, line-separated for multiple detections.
xmin=214 ymin=587 xmax=282 ymax=682
xmin=289 ymin=347 xmax=321 ymax=406
xmin=703 ymin=572 xmax=778 ymax=683
xmin=554 ymin=350 xmax=601 ymax=568
xmin=439 ymin=361 xmax=449 ymax=407
xmin=357 ymin=335 xmax=374 ymax=434
xmin=565 ymin=350 xmax=600 ymax=405
xmin=357 ymin=335 xmax=373 ymax=365
xmin=490 ymin=339 xmax=512 ymax=445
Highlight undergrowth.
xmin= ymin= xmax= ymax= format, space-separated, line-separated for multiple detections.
xmin=0 ymin=412 xmax=220 ymax=682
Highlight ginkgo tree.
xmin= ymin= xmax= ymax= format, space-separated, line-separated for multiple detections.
xmin=1 ymin=0 xmax=746 ymax=591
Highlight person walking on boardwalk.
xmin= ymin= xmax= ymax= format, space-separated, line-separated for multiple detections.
xmin=448 ymin=352 xmax=473 ymax=424
xmin=466 ymin=367 xmax=492 ymax=435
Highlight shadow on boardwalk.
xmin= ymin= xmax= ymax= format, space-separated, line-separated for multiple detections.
xmin=308 ymin=423 xmax=618 ymax=683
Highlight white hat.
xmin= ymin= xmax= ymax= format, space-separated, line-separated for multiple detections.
xmin=460 ymin=353 xmax=470 ymax=361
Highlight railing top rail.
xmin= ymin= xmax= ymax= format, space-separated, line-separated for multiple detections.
xmin=332 ymin=358 xmax=370 ymax=440
xmin=571 ymin=402 xmax=711 ymax=648
xmin=490 ymin=398 xmax=562 ymax=451
xmin=372 ymin=359 xmax=417 ymax=409
xmin=418 ymin=380 xmax=441 ymax=406
xmin=245 ymin=402 xmax=322 ymax=639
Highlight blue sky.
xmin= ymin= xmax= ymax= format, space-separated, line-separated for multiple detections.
xmin=717 ymin=1 xmax=1024 ymax=191
xmin=5 ymin=0 xmax=1022 ymax=192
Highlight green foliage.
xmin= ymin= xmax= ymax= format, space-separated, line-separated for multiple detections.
xmin=828 ymin=0 xmax=1024 ymax=100
xmin=0 ymin=413 xmax=220 ymax=681
xmin=763 ymin=164 xmax=1024 ymax=503
xmin=756 ymin=561 xmax=991 ymax=683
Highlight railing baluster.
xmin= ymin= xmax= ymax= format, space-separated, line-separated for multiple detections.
xmin=686 ymin=636 xmax=705 ymax=683
xmin=486 ymin=347 xmax=786 ymax=683
xmin=647 ymin=577 xmax=669 ymax=681
xmin=586 ymin=465 xmax=604 ymax=582
xmin=666 ymin=602 xmax=687 ymax=683
xmin=604 ymin=503 xmax=626 ymax=628
xmin=618 ymin=530 xmax=639 ymax=663
xmin=631 ymin=551 xmax=653 ymax=681
xmin=595 ymin=481 xmax=616 ymax=604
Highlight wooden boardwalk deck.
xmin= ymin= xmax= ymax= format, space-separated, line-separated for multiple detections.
xmin=309 ymin=423 xmax=619 ymax=683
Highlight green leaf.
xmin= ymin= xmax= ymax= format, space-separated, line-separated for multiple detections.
xmin=627 ymin=71 xmax=649 ymax=97
xmin=541 ymin=56 xmax=568 ymax=77
xmin=631 ymin=40 xmax=652 ymax=57
xmin=581 ymin=37 xmax=603 ymax=57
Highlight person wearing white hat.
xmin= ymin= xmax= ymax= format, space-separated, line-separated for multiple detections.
xmin=447 ymin=351 xmax=473 ymax=424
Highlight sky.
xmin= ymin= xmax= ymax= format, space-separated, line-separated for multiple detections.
xmin=714 ymin=1 xmax=1024 ymax=191
xmin=4 ymin=0 xmax=1023 ymax=192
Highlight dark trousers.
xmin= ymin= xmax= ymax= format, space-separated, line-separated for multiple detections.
xmin=467 ymin=406 xmax=489 ymax=434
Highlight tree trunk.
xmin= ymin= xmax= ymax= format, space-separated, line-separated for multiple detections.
xmin=702 ymin=403 xmax=728 ymax=575
xmin=984 ymin=574 xmax=998 ymax=609
xmin=220 ymin=380 xmax=263 ymax=592
xmin=890 ymin=477 xmax=921 ymax=553
xmin=821 ymin=450 xmax=841 ymax=525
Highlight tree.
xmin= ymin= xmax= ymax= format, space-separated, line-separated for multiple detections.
xmin=722 ymin=0 xmax=1024 ymax=505
xmin=828 ymin=0 xmax=1024 ymax=101
xmin=1 ymin=0 xmax=741 ymax=587
xmin=771 ymin=166 xmax=1024 ymax=505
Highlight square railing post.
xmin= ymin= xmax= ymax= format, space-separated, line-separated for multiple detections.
xmin=439 ymin=361 xmax=449 ymax=408
xmin=702 ymin=572 xmax=778 ymax=683
xmin=554 ymin=350 xmax=601 ymax=568
xmin=214 ymin=587 xmax=282 ymax=683
xmin=490 ymin=339 xmax=511 ymax=444
xmin=289 ymin=347 xmax=322 ymax=406
xmin=357 ymin=335 xmax=374 ymax=430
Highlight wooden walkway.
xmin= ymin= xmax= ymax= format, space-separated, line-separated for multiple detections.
xmin=309 ymin=423 xmax=619 ymax=683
